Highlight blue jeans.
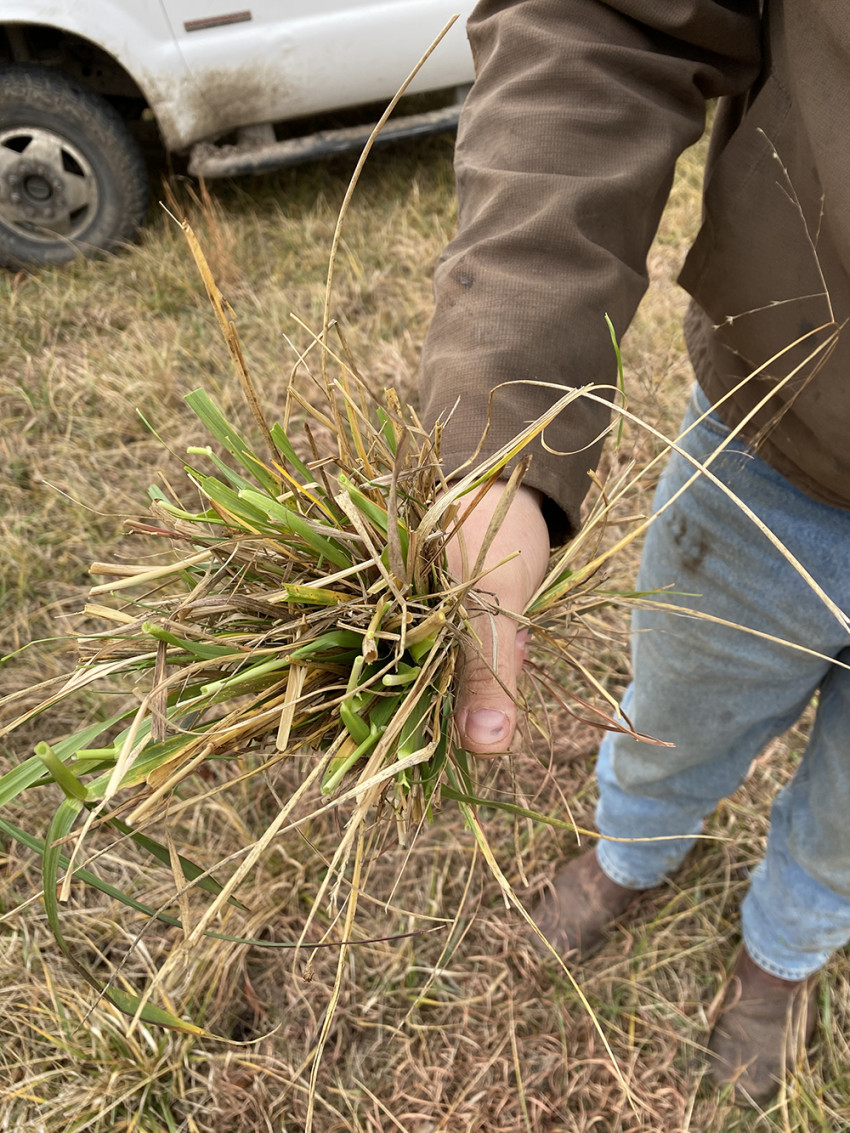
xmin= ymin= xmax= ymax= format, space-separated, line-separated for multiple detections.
xmin=595 ymin=384 xmax=850 ymax=980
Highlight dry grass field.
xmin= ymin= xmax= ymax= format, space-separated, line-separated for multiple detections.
xmin=1 ymin=126 xmax=848 ymax=1133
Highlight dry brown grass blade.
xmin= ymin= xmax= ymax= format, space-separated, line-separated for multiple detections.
xmin=165 ymin=823 xmax=194 ymax=942
xmin=174 ymin=213 xmax=281 ymax=468
xmin=127 ymin=747 xmax=213 ymax=826
xmin=119 ymin=747 xmax=335 ymax=1036
xmin=276 ymin=663 xmax=308 ymax=751
xmin=304 ymin=823 xmax=366 ymax=1133
xmin=509 ymin=994 xmax=533 ymax=1133
xmin=293 ymin=738 xmax=445 ymax=949
xmin=150 ymin=640 xmax=169 ymax=744
xmin=415 ymin=383 xmax=607 ymax=546
xmin=532 ymin=320 xmax=841 ymax=612
xmin=386 ymin=430 xmax=412 ymax=586
xmin=400 ymin=843 xmax=480 ymax=1024
xmin=625 ymin=597 xmax=850 ymax=672
xmin=462 ymin=802 xmax=640 ymax=1116
xmin=0 ymin=653 xmax=155 ymax=737
xmin=576 ymin=389 xmax=848 ymax=632
xmin=336 ymin=367 xmax=375 ymax=478
xmin=334 ymin=488 xmax=407 ymax=605
xmin=88 ymin=549 xmax=215 ymax=595
xmin=320 ymin=15 xmax=460 ymax=384
xmin=467 ymin=457 xmax=531 ymax=582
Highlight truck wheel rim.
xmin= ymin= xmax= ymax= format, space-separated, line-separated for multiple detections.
xmin=0 ymin=126 xmax=100 ymax=242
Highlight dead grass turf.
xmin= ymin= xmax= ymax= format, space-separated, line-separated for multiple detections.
xmin=2 ymin=134 xmax=848 ymax=1132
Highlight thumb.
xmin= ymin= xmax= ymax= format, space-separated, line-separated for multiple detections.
xmin=441 ymin=478 xmax=548 ymax=756
xmin=455 ymin=607 xmax=523 ymax=755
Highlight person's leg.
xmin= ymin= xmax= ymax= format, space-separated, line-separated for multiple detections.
xmin=696 ymin=650 xmax=850 ymax=1100
xmin=534 ymin=383 xmax=850 ymax=962
xmin=706 ymin=652 xmax=850 ymax=1102
xmin=596 ymin=384 xmax=850 ymax=892
xmin=579 ymin=383 xmax=850 ymax=1103
xmin=533 ymin=384 xmax=850 ymax=1101
xmin=742 ymin=644 xmax=850 ymax=979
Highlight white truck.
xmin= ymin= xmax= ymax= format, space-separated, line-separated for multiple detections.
xmin=0 ymin=2 xmax=473 ymax=267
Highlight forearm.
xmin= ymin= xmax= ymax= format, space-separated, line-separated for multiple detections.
xmin=420 ymin=0 xmax=761 ymax=537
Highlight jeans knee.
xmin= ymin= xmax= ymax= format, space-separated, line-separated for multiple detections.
xmin=608 ymin=746 xmax=681 ymax=799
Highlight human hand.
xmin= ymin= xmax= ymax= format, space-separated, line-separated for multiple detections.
xmin=443 ymin=481 xmax=550 ymax=755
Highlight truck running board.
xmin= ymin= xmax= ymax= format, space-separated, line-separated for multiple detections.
xmin=188 ymin=102 xmax=463 ymax=179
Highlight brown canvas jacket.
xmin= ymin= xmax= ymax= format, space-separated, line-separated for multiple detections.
xmin=419 ymin=0 xmax=850 ymax=540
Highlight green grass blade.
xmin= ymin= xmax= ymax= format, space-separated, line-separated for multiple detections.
xmin=269 ymin=421 xmax=314 ymax=483
xmin=605 ymin=313 xmax=626 ymax=446
xmin=322 ymin=727 xmax=384 ymax=793
xmin=194 ymin=473 xmax=273 ymax=526
xmin=368 ymin=691 xmax=403 ymax=729
xmin=42 ymin=796 xmax=86 ymax=957
xmin=142 ymin=621 xmax=247 ymax=660
xmin=186 ymin=445 xmax=259 ymax=493
xmin=35 ymin=742 xmax=89 ymax=800
xmin=340 ymin=698 xmax=371 ymax=744
xmin=375 ymin=407 xmax=398 ymax=455
xmin=289 ymin=629 xmax=362 ymax=660
xmin=42 ymin=799 xmax=206 ymax=1035
xmin=0 ymin=711 xmax=129 ymax=808
xmin=0 ymin=815 xmax=181 ymax=927
xmin=440 ymin=783 xmax=580 ymax=833
xmin=338 ymin=472 xmax=411 ymax=565
xmin=271 ymin=583 xmax=347 ymax=606
xmin=200 ymin=655 xmax=291 ymax=696
xmin=185 ymin=387 xmax=278 ymax=494
xmin=397 ymin=692 xmax=429 ymax=758
xmin=238 ymin=488 xmax=351 ymax=568
xmin=83 ymin=734 xmax=194 ymax=796
xmin=338 ymin=472 xmax=389 ymax=534
xmin=108 ymin=818 xmax=247 ymax=908
xmin=100 ymin=986 xmax=205 ymax=1035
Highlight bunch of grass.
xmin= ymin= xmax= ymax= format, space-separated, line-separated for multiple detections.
xmin=1 ymin=35 xmax=658 ymax=1102
xmin=3 ymin=190 xmax=838 ymax=1045
xmin=1 ymin=175 xmax=843 ymax=1133
xmin=0 ymin=210 xmax=640 ymax=1002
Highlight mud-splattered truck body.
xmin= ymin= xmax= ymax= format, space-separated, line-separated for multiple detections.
xmin=0 ymin=2 xmax=473 ymax=264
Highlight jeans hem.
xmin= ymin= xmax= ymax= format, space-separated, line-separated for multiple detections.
xmin=742 ymin=933 xmax=827 ymax=982
xmin=596 ymin=840 xmax=667 ymax=891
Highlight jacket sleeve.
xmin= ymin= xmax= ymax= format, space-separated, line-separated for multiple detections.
xmin=419 ymin=0 xmax=762 ymax=540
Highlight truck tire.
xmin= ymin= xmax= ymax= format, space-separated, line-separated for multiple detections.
xmin=0 ymin=64 xmax=148 ymax=268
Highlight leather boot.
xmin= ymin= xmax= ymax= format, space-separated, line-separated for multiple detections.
xmin=707 ymin=947 xmax=819 ymax=1106
xmin=530 ymin=846 xmax=644 ymax=962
